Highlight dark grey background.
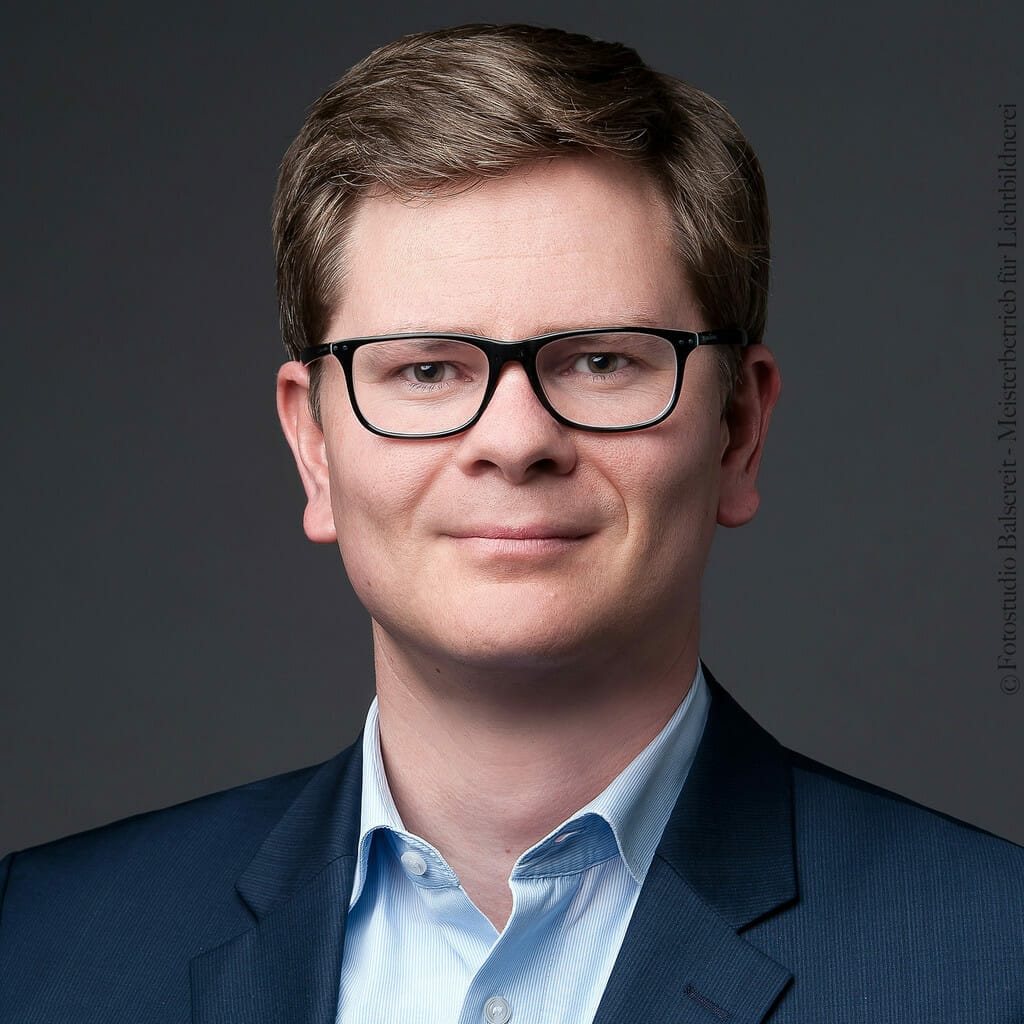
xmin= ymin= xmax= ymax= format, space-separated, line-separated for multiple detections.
xmin=4 ymin=1 xmax=1021 ymax=854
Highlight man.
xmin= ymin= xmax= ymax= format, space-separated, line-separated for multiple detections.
xmin=1 ymin=22 xmax=1021 ymax=1023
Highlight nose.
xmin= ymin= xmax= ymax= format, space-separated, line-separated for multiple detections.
xmin=454 ymin=362 xmax=577 ymax=483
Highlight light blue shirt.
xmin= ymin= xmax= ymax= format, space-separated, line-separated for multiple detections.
xmin=336 ymin=661 xmax=711 ymax=1024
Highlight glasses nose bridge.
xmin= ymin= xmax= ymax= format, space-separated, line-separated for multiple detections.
xmin=489 ymin=339 xmax=532 ymax=370
xmin=477 ymin=337 xmax=550 ymax=417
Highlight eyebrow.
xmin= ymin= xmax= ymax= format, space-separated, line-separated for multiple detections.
xmin=374 ymin=311 xmax=670 ymax=338
xmin=358 ymin=337 xmax=473 ymax=357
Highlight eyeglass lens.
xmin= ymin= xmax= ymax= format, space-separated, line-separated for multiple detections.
xmin=350 ymin=332 xmax=679 ymax=434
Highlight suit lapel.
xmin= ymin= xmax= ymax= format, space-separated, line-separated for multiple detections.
xmin=190 ymin=740 xmax=364 ymax=1024
xmin=593 ymin=859 xmax=792 ymax=1024
xmin=594 ymin=663 xmax=797 ymax=1023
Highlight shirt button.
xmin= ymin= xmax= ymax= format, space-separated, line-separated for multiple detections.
xmin=400 ymin=850 xmax=427 ymax=876
xmin=483 ymin=996 xmax=511 ymax=1024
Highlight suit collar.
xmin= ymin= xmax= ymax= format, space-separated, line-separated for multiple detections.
xmin=190 ymin=739 xmax=364 ymax=1024
xmin=659 ymin=660 xmax=797 ymax=930
xmin=593 ymin=661 xmax=797 ymax=1023
xmin=233 ymin=738 xmax=363 ymax=919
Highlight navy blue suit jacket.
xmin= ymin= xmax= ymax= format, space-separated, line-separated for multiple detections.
xmin=2 ymin=664 xmax=1022 ymax=1022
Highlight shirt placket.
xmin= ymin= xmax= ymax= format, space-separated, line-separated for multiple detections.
xmin=454 ymin=821 xmax=619 ymax=1024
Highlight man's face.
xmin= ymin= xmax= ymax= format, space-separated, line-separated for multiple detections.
xmin=279 ymin=156 xmax=776 ymax=677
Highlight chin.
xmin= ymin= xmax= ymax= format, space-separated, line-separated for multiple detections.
xmin=427 ymin=593 xmax=620 ymax=670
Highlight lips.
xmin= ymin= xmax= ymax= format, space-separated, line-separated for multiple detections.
xmin=442 ymin=524 xmax=593 ymax=563
xmin=446 ymin=524 xmax=590 ymax=540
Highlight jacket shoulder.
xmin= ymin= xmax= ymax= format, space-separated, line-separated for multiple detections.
xmin=734 ymin=745 xmax=1024 ymax=1019
xmin=784 ymin=747 xmax=1024 ymax=925
xmin=3 ymin=759 xmax=322 ymax=885
xmin=790 ymin=747 xmax=1023 ymax=855
xmin=0 ymin=749 xmax=354 ymax=959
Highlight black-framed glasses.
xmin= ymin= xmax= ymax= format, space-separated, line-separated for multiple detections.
xmin=299 ymin=326 xmax=753 ymax=439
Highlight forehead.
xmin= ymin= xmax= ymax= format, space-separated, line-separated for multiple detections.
xmin=331 ymin=156 xmax=700 ymax=339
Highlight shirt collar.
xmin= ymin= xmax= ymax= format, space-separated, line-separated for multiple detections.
xmin=349 ymin=660 xmax=710 ymax=904
xmin=562 ymin=660 xmax=709 ymax=881
xmin=350 ymin=700 xmax=406 ymax=907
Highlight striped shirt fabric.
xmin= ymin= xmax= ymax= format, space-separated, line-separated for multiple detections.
xmin=335 ymin=661 xmax=710 ymax=1024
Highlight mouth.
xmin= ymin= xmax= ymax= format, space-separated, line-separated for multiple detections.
xmin=449 ymin=525 xmax=591 ymax=541
xmin=444 ymin=525 xmax=592 ymax=559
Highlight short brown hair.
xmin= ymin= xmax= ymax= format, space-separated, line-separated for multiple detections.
xmin=273 ymin=23 xmax=769 ymax=422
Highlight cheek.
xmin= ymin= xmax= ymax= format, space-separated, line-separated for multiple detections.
xmin=615 ymin=425 xmax=722 ymax=553
xmin=325 ymin=431 xmax=446 ymax=563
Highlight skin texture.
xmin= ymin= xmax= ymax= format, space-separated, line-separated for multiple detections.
xmin=277 ymin=155 xmax=781 ymax=928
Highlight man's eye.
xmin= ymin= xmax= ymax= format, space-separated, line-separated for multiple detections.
xmin=570 ymin=352 xmax=628 ymax=375
xmin=402 ymin=362 xmax=455 ymax=384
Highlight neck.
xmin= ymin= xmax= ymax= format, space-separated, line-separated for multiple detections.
xmin=370 ymin=616 xmax=700 ymax=928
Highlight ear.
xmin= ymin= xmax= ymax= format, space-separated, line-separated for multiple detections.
xmin=276 ymin=361 xmax=338 ymax=543
xmin=717 ymin=343 xmax=782 ymax=527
